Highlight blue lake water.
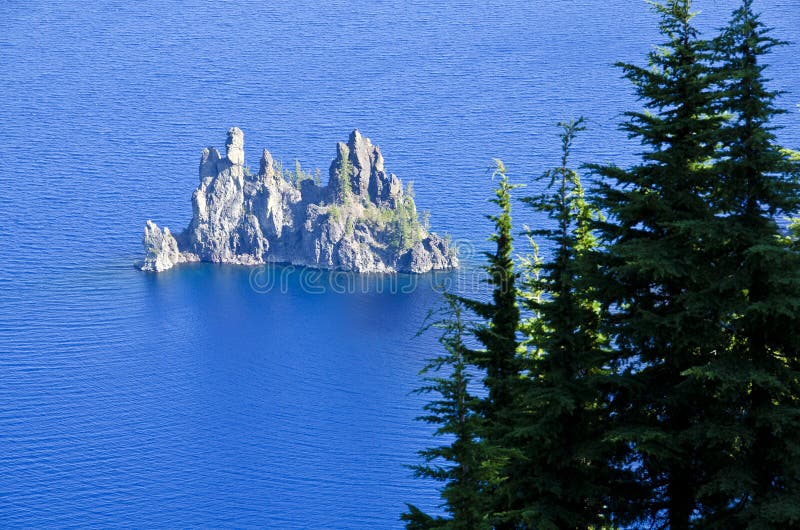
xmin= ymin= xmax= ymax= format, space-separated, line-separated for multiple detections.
xmin=1 ymin=1 xmax=798 ymax=527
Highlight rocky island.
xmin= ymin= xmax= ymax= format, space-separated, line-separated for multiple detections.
xmin=139 ymin=128 xmax=458 ymax=273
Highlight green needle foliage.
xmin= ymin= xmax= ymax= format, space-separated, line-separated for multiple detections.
xmin=460 ymin=160 xmax=522 ymax=421
xmin=405 ymin=1 xmax=800 ymax=528
xmin=513 ymin=118 xmax=618 ymax=529
xmin=402 ymin=295 xmax=490 ymax=530
xmin=404 ymin=164 xmax=522 ymax=529
xmin=336 ymin=149 xmax=354 ymax=202
xmin=587 ymin=1 xmax=730 ymax=527
xmin=695 ymin=1 xmax=800 ymax=527
xmin=457 ymin=161 xmax=523 ymax=529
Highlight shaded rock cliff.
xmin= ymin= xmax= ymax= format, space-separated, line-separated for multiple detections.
xmin=139 ymin=128 xmax=458 ymax=273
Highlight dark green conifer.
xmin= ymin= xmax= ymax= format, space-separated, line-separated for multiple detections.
xmin=405 ymin=3 xmax=800 ymax=528
xmin=402 ymin=296 xmax=489 ymax=530
xmin=457 ymin=161 xmax=522 ymax=528
xmin=511 ymin=118 xmax=616 ymax=528
xmin=405 ymin=162 xmax=522 ymax=529
xmin=587 ymin=1 xmax=729 ymax=527
xmin=694 ymin=2 xmax=800 ymax=526
xmin=460 ymin=161 xmax=522 ymax=416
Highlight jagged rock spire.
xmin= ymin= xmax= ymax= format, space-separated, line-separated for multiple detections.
xmin=259 ymin=148 xmax=275 ymax=178
xmin=329 ymin=129 xmax=403 ymax=206
xmin=199 ymin=147 xmax=221 ymax=179
xmin=226 ymin=127 xmax=245 ymax=166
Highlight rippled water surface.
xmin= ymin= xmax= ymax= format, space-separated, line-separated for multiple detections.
xmin=1 ymin=1 xmax=798 ymax=527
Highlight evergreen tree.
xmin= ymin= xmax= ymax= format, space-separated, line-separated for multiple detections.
xmin=457 ymin=160 xmax=522 ymax=528
xmin=405 ymin=4 xmax=800 ymax=528
xmin=587 ymin=1 xmax=730 ymax=527
xmin=402 ymin=295 xmax=489 ymax=530
xmin=405 ymin=161 xmax=522 ymax=529
xmin=461 ymin=161 xmax=521 ymax=416
xmin=694 ymin=2 xmax=800 ymax=526
xmin=512 ymin=118 xmax=616 ymax=528
xmin=336 ymin=149 xmax=353 ymax=202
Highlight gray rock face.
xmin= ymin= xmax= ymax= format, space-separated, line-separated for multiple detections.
xmin=139 ymin=220 xmax=198 ymax=272
xmin=329 ymin=130 xmax=402 ymax=207
xmin=139 ymin=128 xmax=458 ymax=273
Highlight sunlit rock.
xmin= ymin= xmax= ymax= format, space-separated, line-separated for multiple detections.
xmin=138 ymin=128 xmax=458 ymax=273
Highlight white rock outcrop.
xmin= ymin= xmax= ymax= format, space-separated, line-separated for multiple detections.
xmin=140 ymin=220 xmax=197 ymax=272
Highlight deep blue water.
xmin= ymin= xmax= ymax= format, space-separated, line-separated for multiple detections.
xmin=1 ymin=1 xmax=798 ymax=528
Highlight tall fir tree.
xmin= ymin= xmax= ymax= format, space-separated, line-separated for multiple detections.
xmin=406 ymin=163 xmax=522 ymax=528
xmin=402 ymin=295 xmax=489 ymax=530
xmin=587 ymin=1 xmax=730 ymax=527
xmin=693 ymin=1 xmax=800 ymax=526
xmin=460 ymin=160 xmax=522 ymax=418
xmin=457 ymin=161 xmax=523 ymax=528
xmin=511 ymin=118 xmax=617 ymax=528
